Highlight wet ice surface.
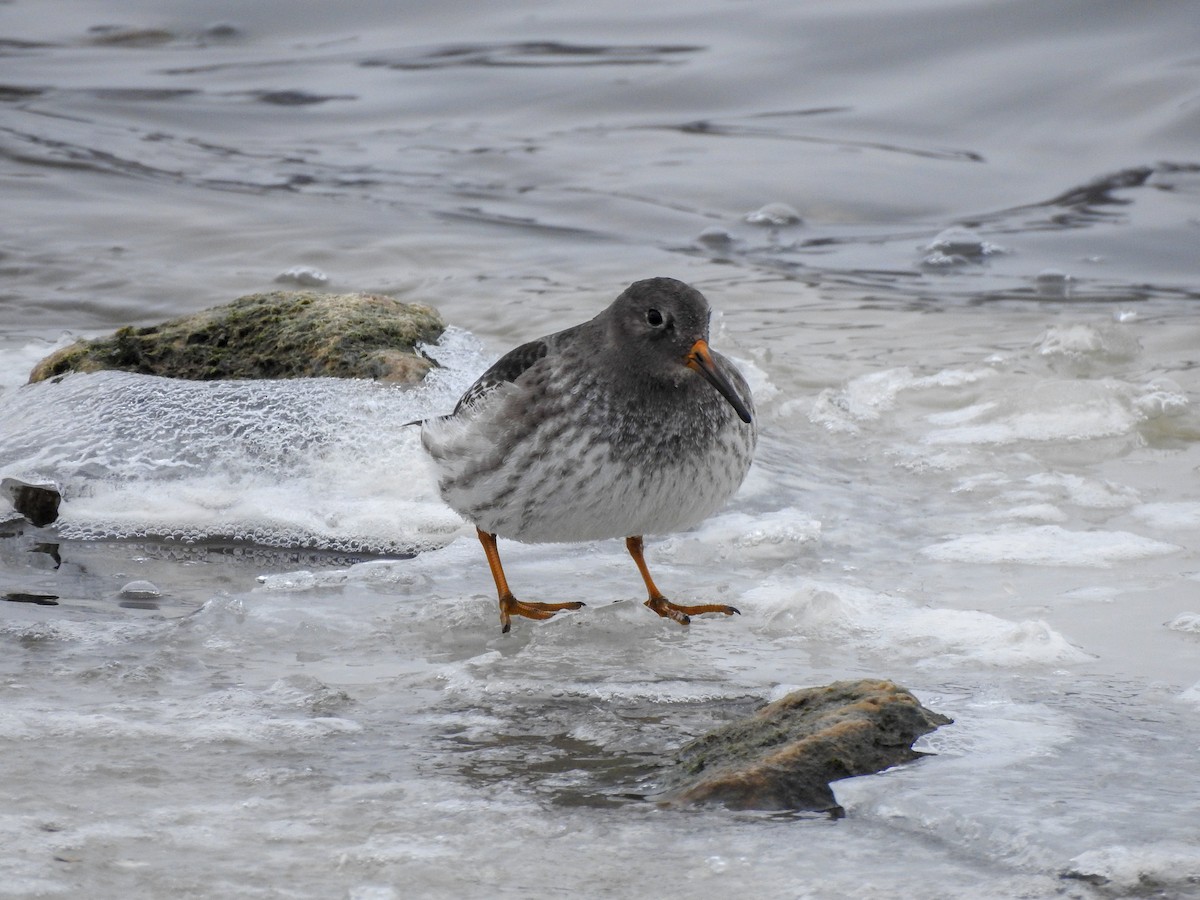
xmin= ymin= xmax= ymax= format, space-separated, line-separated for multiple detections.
xmin=4 ymin=0 xmax=1200 ymax=897
xmin=5 ymin=311 xmax=1200 ymax=898
xmin=0 ymin=328 xmax=487 ymax=554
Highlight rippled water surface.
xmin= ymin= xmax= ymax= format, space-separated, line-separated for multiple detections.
xmin=3 ymin=1 xmax=1200 ymax=897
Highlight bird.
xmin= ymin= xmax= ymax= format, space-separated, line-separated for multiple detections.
xmin=418 ymin=277 xmax=757 ymax=632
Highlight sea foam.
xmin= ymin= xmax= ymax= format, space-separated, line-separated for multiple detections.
xmin=922 ymin=525 xmax=1180 ymax=567
xmin=0 ymin=328 xmax=489 ymax=554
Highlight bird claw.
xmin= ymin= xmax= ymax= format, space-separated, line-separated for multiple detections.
xmin=498 ymin=595 xmax=585 ymax=633
xmin=644 ymin=596 xmax=740 ymax=626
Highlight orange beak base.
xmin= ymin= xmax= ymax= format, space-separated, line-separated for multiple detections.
xmin=686 ymin=340 xmax=752 ymax=424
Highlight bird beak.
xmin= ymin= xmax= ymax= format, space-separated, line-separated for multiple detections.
xmin=686 ymin=340 xmax=753 ymax=424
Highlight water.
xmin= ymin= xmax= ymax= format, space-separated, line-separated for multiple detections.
xmin=3 ymin=1 xmax=1200 ymax=896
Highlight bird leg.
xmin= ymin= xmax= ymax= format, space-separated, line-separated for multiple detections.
xmin=625 ymin=535 xmax=740 ymax=625
xmin=476 ymin=528 xmax=584 ymax=633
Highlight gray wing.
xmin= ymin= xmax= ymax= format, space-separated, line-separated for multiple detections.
xmin=452 ymin=338 xmax=549 ymax=414
xmin=405 ymin=337 xmax=550 ymax=428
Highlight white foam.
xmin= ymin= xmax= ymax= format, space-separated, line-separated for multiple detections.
xmin=993 ymin=503 xmax=1067 ymax=523
xmin=923 ymin=380 xmax=1139 ymax=445
xmin=0 ymin=679 xmax=362 ymax=745
xmin=0 ymin=334 xmax=80 ymax=396
xmin=922 ymin=525 xmax=1180 ymax=567
xmin=657 ymin=509 xmax=821 ymax=563
xmin=1166 ymin=612 xmax=1200 ymax=634
xmin=803 ymin=362 xmax=1184 ymax=463
xmin=1023 ymin=472 xmax=1140 ymax=509
xmin=0 ymin=328 xmax=489 ymax=553
xmin=810 ymin=367 xmax=994 ymax=434
xmin=1131 ymin=376 xmax=1190 ymax=420
xmin=255 ymin=544 xmax=465 ymax=593
xmin=925 ymin=401 xmax=999 ymax=427
xmin=1066 ymin=842 xmax=1200 ymax=893
xmin=1033 ymin=323 xmax=1140 ymax=369
xmin=744 ymin=578 xmax=1089 ymax=667
xmin=1132 ymin=501 xmax=1200 ymax=530
xmin=727 ymin=352 xmax=779 ymax=408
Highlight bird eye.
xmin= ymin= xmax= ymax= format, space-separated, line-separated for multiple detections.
xmin=646 ymin=308 xmax=664 ymax=327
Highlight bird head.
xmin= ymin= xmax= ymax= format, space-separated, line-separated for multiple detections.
xmin=606 ymin=277 xmax=753 ymax=425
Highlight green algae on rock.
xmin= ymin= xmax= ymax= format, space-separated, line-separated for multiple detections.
xmin=657 ymin=679 xmax=952 ymax=814
xmin=28 ymin=291 xmax=446 ymax=384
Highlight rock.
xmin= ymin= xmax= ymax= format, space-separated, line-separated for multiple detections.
xmin=28 ymin=291 xmax=445 ymax=384
xmin=1 ymin=477 xmax=62 ymax=527
xmin=656 ymin=679 xmax=951 ymax=813
xmin=3 ymin=593 xmax=59 ymax=606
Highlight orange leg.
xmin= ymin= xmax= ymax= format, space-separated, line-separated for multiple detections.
xmin=477 ymin=528 xmax=584 ymax=633
xmin=625 ymin=535 xmax=740 ymax=626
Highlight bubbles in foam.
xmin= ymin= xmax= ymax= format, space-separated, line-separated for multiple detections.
xmin=0 ymin=328 xmax=490 ymax=553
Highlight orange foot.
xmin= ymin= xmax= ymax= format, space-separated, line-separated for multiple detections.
xmin=644 ymin=595 xmax=740 ymax=626
xmin=498 ymin=593 xmax=585 ymax=633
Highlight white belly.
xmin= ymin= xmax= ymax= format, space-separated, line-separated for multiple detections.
xmin=421 ymin=394 xmax=755 ymax=543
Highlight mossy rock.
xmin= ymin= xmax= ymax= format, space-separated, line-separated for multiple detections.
xmin=28 ymin=291 xmax=446 ymax=384
xmin=656 ymin=679 xmax=952 ymax=813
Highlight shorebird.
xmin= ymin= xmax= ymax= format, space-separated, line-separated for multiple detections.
xmin=418 ymin=277 xmax=756 ymax=632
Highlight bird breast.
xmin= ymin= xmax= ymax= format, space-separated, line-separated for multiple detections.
xmin=421 ymin=369 xmax=756 ymax=543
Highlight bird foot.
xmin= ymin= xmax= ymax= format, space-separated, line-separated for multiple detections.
xmin=643 ymin=596 xmax=740 ymax=626
xmin=498 ymin=594 xmax=585 ymax=633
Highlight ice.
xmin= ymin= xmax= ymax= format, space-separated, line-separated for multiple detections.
xmin=1130 ymin=376 xmax=1191 ymax=422
xmin=274 ymin=265 xmax=330 ymax=286
xmin=1065 ymin=842 xmax=1200 ymax=894
xmin=7 ymin=3 xmax=1200 ymax=895
xmin=812 ymin=357 xmax=1191 ymax=481
xmin=920 ymin=227 xmax=1006 ymax=267
xmin=923 ymin=226 xmax=1005 ymax=258
xmin=743 ymin=202 xmax=802 ymax=226
xmin=923 ymin=380 xmax=1139 ymax=445
xmin=1166 ymin=612 xmax=1200 ymax=634
xmin=744 ymin=578 xmax=1089 ymax=667
xmin=0 ymin=329 xmax=488 ymax=554
xmin=657 ymin=509 xmax=821 ymax=563
xmin=724 ymin=351 xmax=779 ymax=407
xmin=810 ymin=367 xmax=991 ymax=434
xmin=993 ymin=503 xmax=1067 ymax=522
xmin=1033 ymin=322 xmax=1141 ymax=370
xmin=1132 ymin=501 xmax=1200 ymax=530
xmin=922 ymin=525 xmax=1180 ymax=567
xmin=0 ymin=334 xmax=78 ymax=395
xmin=1023 ymin=472 xmax=1140 ymax=508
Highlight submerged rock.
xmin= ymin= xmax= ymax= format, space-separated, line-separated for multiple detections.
xmin=28 ymin=291 xmax=445 ymax=384
xmin=657 ymin=679 xmax=951 ymax=813
xmin=1 ymin=477 xmax=62 ymax=527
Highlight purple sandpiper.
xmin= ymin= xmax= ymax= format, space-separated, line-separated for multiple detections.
xmin=419 ymin=277 xmax=757 ymax=632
